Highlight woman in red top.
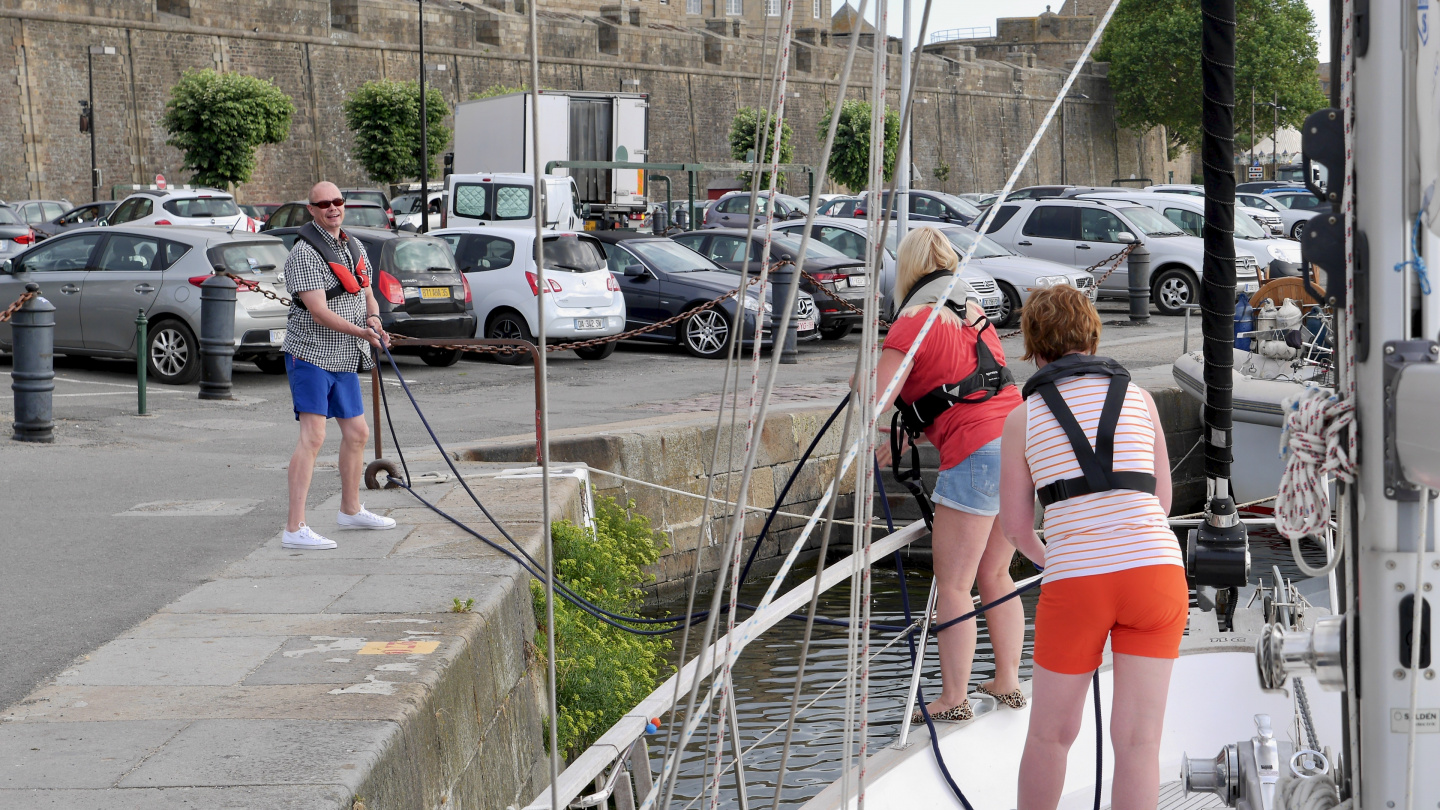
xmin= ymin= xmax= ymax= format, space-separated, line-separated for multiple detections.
xmin=874 ymin=227 xmax=1026 ymax=722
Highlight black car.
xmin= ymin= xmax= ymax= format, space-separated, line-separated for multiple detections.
xmin=590 ymin=231 xmax=820 ymax=359
xmin=33 ymin=201 xmax=116 ymax=241
xmin=266 ymin=225 xmax=476 ymax=366
xmin=670 ymin=227 xmax=865 ymax=341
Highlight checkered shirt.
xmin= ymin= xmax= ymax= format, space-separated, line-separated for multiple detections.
xmin=282 ymin=227 xmax=374 ymax=373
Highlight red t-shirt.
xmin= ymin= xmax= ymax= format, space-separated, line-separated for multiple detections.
xmin=882 ymin=310 xmax=1022 ymax=470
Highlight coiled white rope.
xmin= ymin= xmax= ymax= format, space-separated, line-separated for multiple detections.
xmin=1278 ymin=772 xmax=1351 ymax=810
xmin=1276 ymin=386 xmax=1354 ymax=575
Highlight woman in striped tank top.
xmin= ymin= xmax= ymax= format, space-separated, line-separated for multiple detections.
xmin=998 ymin=286 xmax=1188 ymax=810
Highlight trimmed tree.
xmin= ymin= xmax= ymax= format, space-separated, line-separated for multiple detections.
xmin=1095 ymin=0 xmax=1326 ymax=156
xmin=819 ymin=99 xmax=900 ymax=193
xmin=161 ymin=69 xmax=294 ymax=190
xmin=729 ymin=106 xmax=795 ymax=192
xmin=343 ymin=79 xmax=452 ymax=186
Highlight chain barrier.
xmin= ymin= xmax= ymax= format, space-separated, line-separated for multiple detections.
xmin=220 ymin=270 xmax=762 ymax=357
xmin=0 ymin=290 xmax=36 ymax=324
xmin=1083 ymin=242 xmax=1138 ymax=293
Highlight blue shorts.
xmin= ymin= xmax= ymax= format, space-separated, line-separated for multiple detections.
xmin=931 ymin=438 xmax=1002 ymax=516
xmin=286 ymin=354 xmax=364 ymax=420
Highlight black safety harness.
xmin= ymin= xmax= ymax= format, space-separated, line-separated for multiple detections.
xmin=887 ymin=271 xmax=1016 ymax=528
xmin=1021 ymin=353 xmax=1156 ymax=507
xmin=291 ymin=222 xmax=369 ymax=311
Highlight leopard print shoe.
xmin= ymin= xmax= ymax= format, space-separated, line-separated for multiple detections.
xmin=910 ymin=699 xmax=973 ymax=724
xmin=976 ymin=682 xmax=1027 ymax=709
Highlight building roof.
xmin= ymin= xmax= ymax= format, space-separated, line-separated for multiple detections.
xmin=830 ymin=3 xmax=876 ymax=36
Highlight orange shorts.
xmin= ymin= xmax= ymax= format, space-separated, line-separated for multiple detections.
xmin=1032 ymin=564 xmax=1190 ymax=675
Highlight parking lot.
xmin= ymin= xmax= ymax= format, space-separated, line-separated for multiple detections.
xmin=0 ymin=304 xmax=1190 ymax=709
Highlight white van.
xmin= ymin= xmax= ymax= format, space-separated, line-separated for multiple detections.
xmin=443 ymin=172 xmax=582 ymax=231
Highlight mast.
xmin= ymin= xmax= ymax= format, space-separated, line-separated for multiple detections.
xmin=895 ymin=0 xmax=911 ymax=240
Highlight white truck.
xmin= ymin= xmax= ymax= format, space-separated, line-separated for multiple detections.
xmin=451 ymin=90 xmax=650 ymax=228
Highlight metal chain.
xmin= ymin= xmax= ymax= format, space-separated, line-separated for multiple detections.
xmin=1084 ymin=242 xmax=1137 ymax=291
xmin=800 ymin=269 xmax=892 ymax=328
xmin=0 ymin=290 xmax=36 ymax=324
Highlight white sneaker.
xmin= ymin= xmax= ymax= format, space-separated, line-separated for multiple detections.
xmin=282 ymin=524 xmax=337 ymax=550
xmin=336 ymin=504 xmax=396 ymax=530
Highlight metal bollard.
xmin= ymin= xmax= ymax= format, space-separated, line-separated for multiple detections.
xmin=11 ymin=283 xmax=55 ymax=443
xmin=199 ymin=272 xmax=237 ymax=400
xmin=135 ymin=309 xmax=148 ymax=415
xmin=773 ymin=262 xmax=799 ymax=365
xmin=1126 ymin=242 xmax=1152 ymax=323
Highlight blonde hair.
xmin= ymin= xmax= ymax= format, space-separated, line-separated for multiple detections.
xmin=1020 ymin=285 xmax=1102 ymax=363
xmin=894 ymin=226 xmax=962 ymax=324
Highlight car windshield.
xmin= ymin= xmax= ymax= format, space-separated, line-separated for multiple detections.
xmin=345 ymin=206 xmax=390 ymax=228
xmin=932 ymin=191 xmax=982 ymax=218
xmin=1272 ymin=193 xmax=1323 ymax=210
xmin=391 ymin=238 xmax=457 ymax=278
xmin=1241 ymin=195 xmax=1278 ymax=211
xmin=344 ymin=191 xmax=388 ymax=208
xmin=165 ymin=197 xmax=240 ymax=218
xmin=542 ymin=235 xmax=605 ymax=273
xmin=771 ymin=234 xmax=851 ymax=260
xmin=1232 ymin=209 xmax=1268 ymax=239
xmin=1117 ymin=205 xmax=1186 ymax=236
xmin=392 ymin=194 xmax=424 ymax=215
xmin=0 ymin=207 xmax=20 ymax=225
xmin=210 ymin=241 xmax=288 ymax=274
xmin=939 ymin=227 xmax=1013 ymax=258
xmin=773 ymin=193 xmax=806 ymax=212
xmin=626 ymin=239 xmax=723 ymax=273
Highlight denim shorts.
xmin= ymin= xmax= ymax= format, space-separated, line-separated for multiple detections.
xmin=286 ymin=354 xmax=364 ymax=420
xmin=931 ymin=438 xmax=1002 ymax=516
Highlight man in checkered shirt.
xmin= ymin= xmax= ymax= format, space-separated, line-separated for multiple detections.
xmin=280 ymin=181 xmax=396 ymax=551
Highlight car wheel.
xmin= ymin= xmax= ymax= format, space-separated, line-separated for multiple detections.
xmin=147 ymin=319 xmax=201 ymax=385
xmin=1151 ymin=268 xmax=1198 ymax=316
xmin=574 ymin=341 xmax=617 ymax=360
xmin=682 ymin=307 xmax=733 ymax=359
xmin=485 ymin=311 xmax=535 ymax=365
xmin=994 ymin=281 xmax=1022 ymax=329
xmin=420 ymin=348 xmax=462 ymax=367
xmin=1291 ymin=220 xmax=1308 ymax=240
xmin=254 ymin=354 xmax=286 ymax=375
xmin=819 ymin=321 xmax=853 ymax=340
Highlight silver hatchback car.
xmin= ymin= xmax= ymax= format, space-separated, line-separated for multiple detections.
xmin=0 ymin=226 xmax=290 ymax=384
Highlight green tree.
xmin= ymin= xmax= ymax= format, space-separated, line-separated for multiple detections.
xmin=161 ymin=69 xmax=293 ymax=190
xmin=819 ymin=99 xmax=900 ymax=193
xmin=343 ymin=79 xmax=452 ymax=186
xmin=469 ymin=83 xmax=531 ymax=100
xmin=1095 ymin=0 xmax=1326 ymax=157
xmin=729 ymin=106 xmax=795 ymax=192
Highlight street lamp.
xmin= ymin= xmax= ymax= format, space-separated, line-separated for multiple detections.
xmin=84 ymin=45 xmax=117 ymax=203
xmin=1258 ymin=92 xmax=1285 ymax=181
xmin=417 ymin=0 xmax=428 ymax=232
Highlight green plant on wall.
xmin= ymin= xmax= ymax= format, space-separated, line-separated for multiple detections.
xmin=470 ymin=83 xmax=532 ymax=100
xmin=532 ymin=494 xmax=671 ymax=759
xmin=343 ymin=79 xmax=452 ymax=186
xmin=161 ymin=69 xmax=294 ymax=190
xmin=820 ymin=99 xmax=900 ymax=193
xmin=730 ymin=106 xmax=795 ymax=192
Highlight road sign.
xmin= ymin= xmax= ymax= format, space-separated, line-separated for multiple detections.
xmin=1248 ymin=166 xmax=1264 ymax=180
xmin=155 ymin=174 xmax=166 ymax=189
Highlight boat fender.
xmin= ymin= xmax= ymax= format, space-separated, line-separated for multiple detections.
xmin=645 ymin=716 xmax=661 ymax=734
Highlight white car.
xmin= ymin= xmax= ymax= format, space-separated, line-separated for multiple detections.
xmin=983 ymin=198 xmax=1261 ymax=315
xmin=768 ymin=216 xmax=1005 ymax=321
xmin=430 ymin=226 xmax=625 ymax=361
xmin=931 ymin=225 xmax=1094 ymax=328
xmin=1144 ymin=184 xmax=1284 ymax=236
xmin=103 ymin=188 xmax=258 ymax=232
xmin=393 ymin=190 xmax=444 ymax=232
xmin=1082 ymin=191 xmax=1303 ymax=279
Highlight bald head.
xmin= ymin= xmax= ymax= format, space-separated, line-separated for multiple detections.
xmin=306 ymin=182 xmax=346 ymax=236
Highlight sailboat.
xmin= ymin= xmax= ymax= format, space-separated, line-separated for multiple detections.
xmin=515 ymin=0 xmax=1438 ymax=807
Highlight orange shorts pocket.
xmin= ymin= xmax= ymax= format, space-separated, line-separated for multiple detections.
xmin=1032 ymin=565 xmax=1189 ymax=675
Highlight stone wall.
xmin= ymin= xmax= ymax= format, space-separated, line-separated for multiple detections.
xmin=0 ymin=0 xmax=1174 ymax=206
xmin=455 ymin=406 xmax=857 ymax=602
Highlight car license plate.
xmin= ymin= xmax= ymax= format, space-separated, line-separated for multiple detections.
xmin=1240 ymin=281 xmax=1260 ymax=293
xmin=420 ymin=287 xmax=450 ymax=299
xmin=984 ymin=296 xmax=1001 ymax=309
xmin=797 ymin=319 xmax=815 ymax=332
xmin=269 ymin=329 xmax=286 ymax=343
xmin=574 ymin=318 xmax=604 ymax=330
xmin=847 ymin=276 xmax=868 ymax=288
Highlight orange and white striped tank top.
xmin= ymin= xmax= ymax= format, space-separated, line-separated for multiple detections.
xmin=1024 ymin=375 xmax=1182 ymax=583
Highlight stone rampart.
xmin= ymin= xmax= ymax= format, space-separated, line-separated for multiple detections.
xmin=0 ymin=0 xmax=1179 ymax=206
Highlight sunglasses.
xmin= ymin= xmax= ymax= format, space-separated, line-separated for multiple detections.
xmin=308 ymin=198 xmax=346 ymax=209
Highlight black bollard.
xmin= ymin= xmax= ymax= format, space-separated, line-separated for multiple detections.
xmin=11 ymin=282 xmax=55 ymax=443
xmin=199 ymin=272 xmax=237 ymax=400
xmin=773 ymin=261 xmax=799 ymax=365
xmin=1127 ymin=241 xmax=1152 ymax=323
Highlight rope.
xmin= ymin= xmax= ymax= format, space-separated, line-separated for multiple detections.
xmin=1275 ymin=387 xmax=1353 ymax=576
xmin=1277 ymin=773 xmax=1349 ymax=810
